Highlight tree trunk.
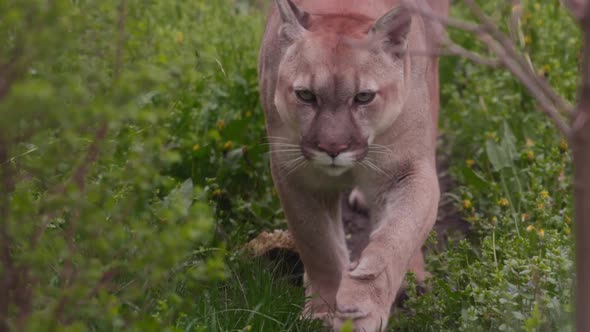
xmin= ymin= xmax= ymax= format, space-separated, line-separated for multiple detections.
xmin=574 ymin=12 xmax=590 ymax=331
xmin=573 ymin=127 xmax=590 ymax=332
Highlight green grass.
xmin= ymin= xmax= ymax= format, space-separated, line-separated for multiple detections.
xmin=175 ymin=258 xmax=321 ymax=332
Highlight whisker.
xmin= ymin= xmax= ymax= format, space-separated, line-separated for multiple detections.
xmin=362 ymin=160 xmax=394 ymax=181
xmin=369 ymin=144 xmax=394 ymax=153
xmin=262 ymin=136 xmax=295 ymax=144
xmin=260 ymin=143 xmax=301 ymax=148
xmin=360 ymin=161 xmax=377 ymax=174
xmin=262 ymin=142 xmax=300 ymax=145
xmin=268 ymin=154 xmax=303 ymax=161
xmin=285 ymin=160 xmax=307 ymax=177
xmin=282 ymin=156 xmax=305 ymax=170
xmin=269 ymin=151 xmax=302 ymax=157
xmin=357 ymin=160 xmax=371 ymax=171
xmin=370 ymin=143 xmax=395 ymax=148
xmin=265 ymin=136 xmax=292 ymax=141
xmin=367 ymin=150 xmax=392 ymax=156
xmin=265 ymin=149 xmax=302 ymax=154
xmin=266 ymin=147 xmax=302 ymax=151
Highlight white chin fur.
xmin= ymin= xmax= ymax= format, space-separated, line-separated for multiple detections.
xmin=317 ymin=165 xmax=351 ymax=176
xmin=311 ymin=151 xmax=356 ymax=176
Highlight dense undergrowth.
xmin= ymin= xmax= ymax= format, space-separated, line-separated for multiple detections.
xmin=0 ymin=0 xmax=576 ymax=331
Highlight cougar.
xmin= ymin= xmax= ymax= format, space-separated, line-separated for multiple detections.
xmin=258 ymin=0 xmax=448 ymax=330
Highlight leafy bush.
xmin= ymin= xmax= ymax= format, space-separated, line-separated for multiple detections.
xmin=0 ymin=0 xmax=261 ymax=329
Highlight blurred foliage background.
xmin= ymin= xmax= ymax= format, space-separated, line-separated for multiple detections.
xmin=0 ymin=0 xmax=577 ymax=331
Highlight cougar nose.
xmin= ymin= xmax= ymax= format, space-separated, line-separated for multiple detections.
xmin=317 ymin=142 xmax=349 ymax=158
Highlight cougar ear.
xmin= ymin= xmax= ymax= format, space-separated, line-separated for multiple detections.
xmin=369 ymin=6 xmax=412 ymax=55
xmin=276 ymin=0 xmax=309 ymax=45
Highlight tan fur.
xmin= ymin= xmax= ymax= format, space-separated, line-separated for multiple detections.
xmin=258 ymin=1 xmax=448 ymax=330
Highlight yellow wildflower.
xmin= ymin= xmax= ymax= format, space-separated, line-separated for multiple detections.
xmin=537 ymin=228 xmax=545 ymax=238
xmin=175 ymin=31 xmax=184 ymax=45
xmin=525 ymin=138 xmax=534 ymax=147
xmin=466 ymin=159 xmax=475 ymax=168
xmin=212 ymin=189 xmax=222 ymax=198
xmin=486 ymin=132 xmax=497 ymax=140
xmin=565 ymin=215 xmax=571 ymax=224
xmin=462 ymin=199 xmax=473 ymax=210
xmin=524 ymin=35 xmax=532 ymax=45
xmin=491 ymin=216 xmax=498 ymax=225
xmin=245 ymin=111 xmax=253 ymax=118
xmin=526 ymin=225 xmax=535 ymax=232
xmin=559 ymin=139 xmax=568 ymax=152
xmin=540 ymin=190 xmax=549 ymax=199
xmin=498 ymin=198 xmax=509 ymax=207
xmin=537 ymin=202 xmax=545 ymax=210
xmin=527 ymin=150 xmax=535 ymax=161
xmin=216 ymin=119 xmax=226 ymax=131
xmin=192 ymin=143 xmax=201 ymax=152
xmin=223 ymin=141 xmax=233 ymax=150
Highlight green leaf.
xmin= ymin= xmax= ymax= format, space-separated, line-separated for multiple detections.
xmin=486 ymin=139 xmax=510 ymax=171
xmin=501 ymin=121 xmax=518 ymax=161
xmin=460 ymin=166 xmax=489 ymax=190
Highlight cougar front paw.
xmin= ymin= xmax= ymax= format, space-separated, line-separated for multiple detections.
xmin=334 ymin=271 xmax=394 ymax=332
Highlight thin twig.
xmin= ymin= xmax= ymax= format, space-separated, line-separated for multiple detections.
xmin=463 ymin=0 xmax=573 ymax=115
xmin=402 ymin=1 xmax=482 ymax=34
xmin=482 ymin=35 xmax=571 ymax=136
xmin=408 ymin=0 xmax=572 ymax=135
xmin=406 ymin=42 xmax=501 ymax=67
xmin=442 ymin=39 xmax=502 ymax=67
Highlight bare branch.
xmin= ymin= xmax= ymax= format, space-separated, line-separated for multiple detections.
xmin=442 ymin=39 xmax=502 ymax=67
xmin=402 ymin=1 xmax=482 ymax=34
xmin=463 ymin=0 xmax=573 ymax=116
xmin=481 ymin=35 xmax=572 ymax=136
xmin=408 ymin=0 xmax=573 ymax=134
xmin=406 ymin=43 xmax=501 ymax=67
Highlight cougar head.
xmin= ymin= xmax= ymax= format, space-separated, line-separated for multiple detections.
xmin=273 ymin=0 xmax=412 ymax=177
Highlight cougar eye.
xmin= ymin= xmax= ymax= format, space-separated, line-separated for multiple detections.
xmin=354 ymin=91 xmax=376 ymax=104
xmin=295 ymin=89 xmax=317 ymax=103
